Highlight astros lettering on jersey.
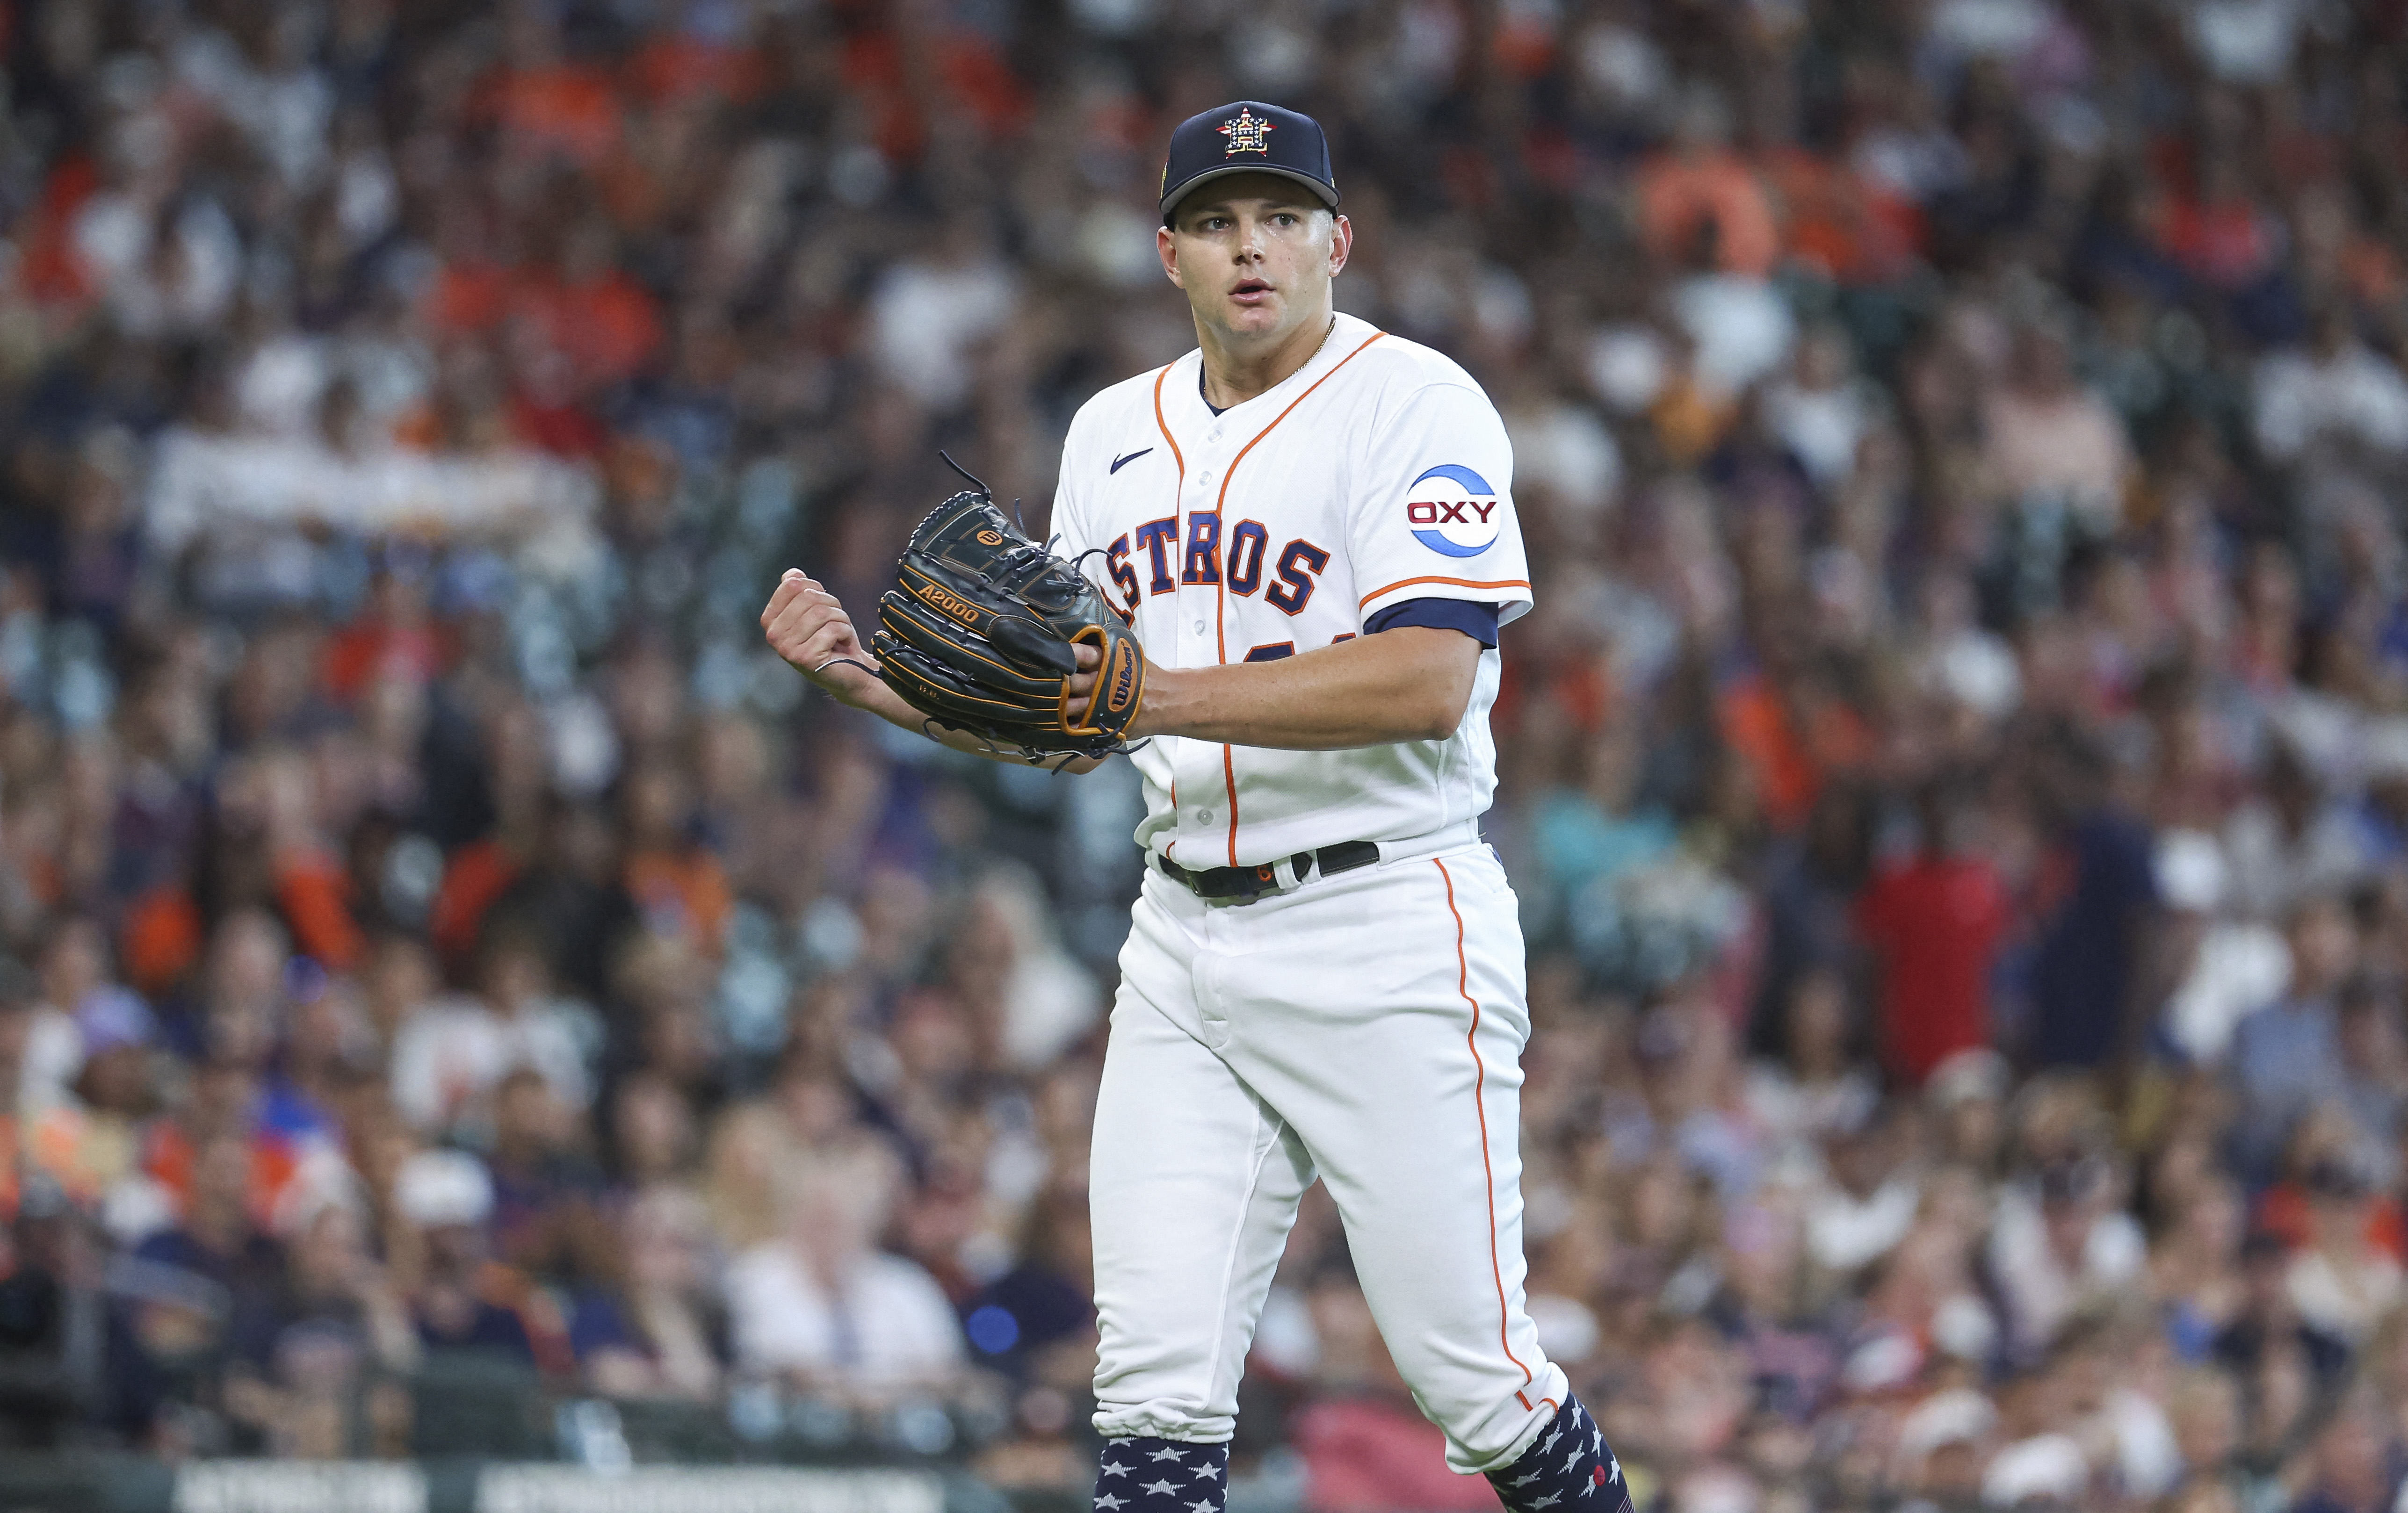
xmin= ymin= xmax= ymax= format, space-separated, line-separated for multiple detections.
xmin=1051 ymin=310 xmax=1533 ymax=866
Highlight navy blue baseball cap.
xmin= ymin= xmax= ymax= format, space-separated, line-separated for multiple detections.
xmin=1159 ymin=101 xmax=1340 ymax=226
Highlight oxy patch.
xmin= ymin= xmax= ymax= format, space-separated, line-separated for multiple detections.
xmin=1405 ymin=464 xmax=1501 ymax=558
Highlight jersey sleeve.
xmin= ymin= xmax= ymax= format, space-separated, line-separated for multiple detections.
xmin=1348 ymin=381 xmax=1534 ymax=628
xmin=1363 ymin=597 xmax=1500 ymax=647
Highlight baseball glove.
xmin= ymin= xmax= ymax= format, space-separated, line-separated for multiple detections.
xmin=871 ymin=461 xmax=1147 ymax=761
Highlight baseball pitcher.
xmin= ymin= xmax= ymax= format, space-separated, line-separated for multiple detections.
xmin=762 ymin=99 xmax=1627 ymax=1513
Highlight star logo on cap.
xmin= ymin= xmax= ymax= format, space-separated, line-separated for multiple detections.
xmin=1218 ymin=108 xmax=1274 ymax=156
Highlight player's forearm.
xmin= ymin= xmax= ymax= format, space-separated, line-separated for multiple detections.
xmin=1132 ymin=627 xmax=1477 ymax=749
xmin=846 ymin=673 xmax=938 ymax=735
xmin=846 ymin=675 xmax=1101 ymax=773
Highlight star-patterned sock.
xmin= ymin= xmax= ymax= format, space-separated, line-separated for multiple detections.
xmin=1092 ymin=1435 xmax=1229 ymax=1513
xmin=1483 ymin=1396 xmax=1631 ymax=1513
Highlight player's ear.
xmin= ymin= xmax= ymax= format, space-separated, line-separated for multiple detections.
xmin=1327 ymin=214 xmax=1352 ymax=277
xmin=1158 ymin=225 xmax=1185 ymax=288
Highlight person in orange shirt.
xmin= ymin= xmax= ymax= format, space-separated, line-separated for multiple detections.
xmin=541 ymin=217 xmax=664 ymax=392
xmin=625 ymin=27 xmax=768 ymax=108
xmin=480 ymin=7 xmax=623 ymax=169
xmin=620 ymin=761 xmax=731 ymax=957
xmin=1636 ymin=91 xmax=1781 ymax=280
xmin=320 ymin=554 xmax=449 ymax=706
xmin=428 ymin=703 xmax=558 ymax=977
xmin=1719 ymin=645 xmax=1875 ymax=834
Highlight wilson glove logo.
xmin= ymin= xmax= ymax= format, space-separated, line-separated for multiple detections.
xmin=1106 ymin=641 xmax=1138 ymax=713
xmin=1404 ymin=464 xmax=1501 ymax=558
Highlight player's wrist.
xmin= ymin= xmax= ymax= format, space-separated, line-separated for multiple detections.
xmin=852 ymin=672 xmax=918 ymax=720
xmin=1127 ymin=663 xmax=1190 ymax=740
xmin=795 ymin=654 xmax=882 ymax=712
xmin=832 ymin=662 xmax=882 ymax=705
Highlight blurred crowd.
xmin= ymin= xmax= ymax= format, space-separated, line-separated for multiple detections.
xmin=14 ymin=0 xmax=2408 ymax=1512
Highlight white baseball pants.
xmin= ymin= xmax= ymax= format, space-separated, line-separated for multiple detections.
xmin=1088 ymin=836 xmax=1567 ymax=1471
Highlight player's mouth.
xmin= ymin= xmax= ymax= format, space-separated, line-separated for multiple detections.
xmin=1230 ymin=277 xmax=1275 ymax=306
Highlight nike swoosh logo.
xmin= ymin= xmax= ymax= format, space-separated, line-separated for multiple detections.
xmin=1110 ymin=448 xmax=1153 ymax=474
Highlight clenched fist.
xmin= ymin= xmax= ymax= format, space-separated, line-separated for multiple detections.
xmin=760 ymin=570 xmax=882 ymax=707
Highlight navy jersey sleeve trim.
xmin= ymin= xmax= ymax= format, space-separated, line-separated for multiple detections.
xmin=1363 ymin=598 xmax=1499 ymax=648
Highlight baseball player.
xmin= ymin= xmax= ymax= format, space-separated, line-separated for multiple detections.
xmin=761 ymin=101 xmax=1627 ymax=1513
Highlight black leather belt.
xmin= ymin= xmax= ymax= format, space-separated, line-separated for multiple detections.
xmin=1157 ymin=839 xmax=1382 ymax=902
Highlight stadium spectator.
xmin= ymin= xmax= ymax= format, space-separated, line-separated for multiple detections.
xmin=570 ymin=1185 xmax=725 ymax=1402
xmin=221 ymin=1200 xmax=415 ymax=1458
xmin=391 ymin=1149 xmax=540 ymax=1370
xmin=388 ymin=928 xmax=593 ymax=1139
xmin=725 ymin=1142 xmax=964 ymax=1397
xmin=1852 ymin=779 xmax=2011 ymax=1086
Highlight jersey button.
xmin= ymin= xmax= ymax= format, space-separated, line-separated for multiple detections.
xmin=1192 ymin=619 xmax=1205 ymax=633
xmin=1199 ymin=810 xmax=1214 ymax=823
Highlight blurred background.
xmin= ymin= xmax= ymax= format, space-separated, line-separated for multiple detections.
xmin=11 ymin=0 xmax=2408 ymax=1511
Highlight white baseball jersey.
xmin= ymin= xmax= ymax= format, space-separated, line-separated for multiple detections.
xmin=1050 ymin=312 xmax=1533 ymax=865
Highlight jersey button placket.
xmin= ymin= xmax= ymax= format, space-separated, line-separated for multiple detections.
xmin=1186 ymin=454 xmax=1217 ymax=655
xmin=1179 ymin=435 xmax=1225 ymax=855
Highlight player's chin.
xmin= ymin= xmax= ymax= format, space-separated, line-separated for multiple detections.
xmin=1218 ymin=297 xmax=1284 ymax=331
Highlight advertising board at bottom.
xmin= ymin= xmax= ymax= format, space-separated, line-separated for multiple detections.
xmin=168 ymin=1462 xmax=950 ymax=1513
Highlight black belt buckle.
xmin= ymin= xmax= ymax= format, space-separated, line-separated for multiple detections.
xmin=1229 ymin=861 xmax=1281 ymax=901
xmin=1156 ymin=855 xmax=1278 ymax=902
xmin=1161 ymin=846 xmax=1369 ymax=901
xmin=1184 ymin=859 xmax=1273 ymax=902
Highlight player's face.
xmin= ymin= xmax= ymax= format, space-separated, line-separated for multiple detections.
xmin=1158 ymin=176 xmax=1352 ymax=346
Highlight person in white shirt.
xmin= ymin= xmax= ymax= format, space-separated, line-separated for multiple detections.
xmin=724 ymin=1144 xmax=963 ymax=1394
xmin=2253 ymin=304 xmax=2408 ymax=465
xmin=762 ymin=99 xmax=1625 ymax=1513
xmin=1986 ymin=1156 xmax=2146 ymax=1364
xmin=389 ymin=929 xmax=592 ymax=1138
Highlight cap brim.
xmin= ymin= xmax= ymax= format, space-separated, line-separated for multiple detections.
xmin=1162 ymin=166 xmax=1340 ymax=224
